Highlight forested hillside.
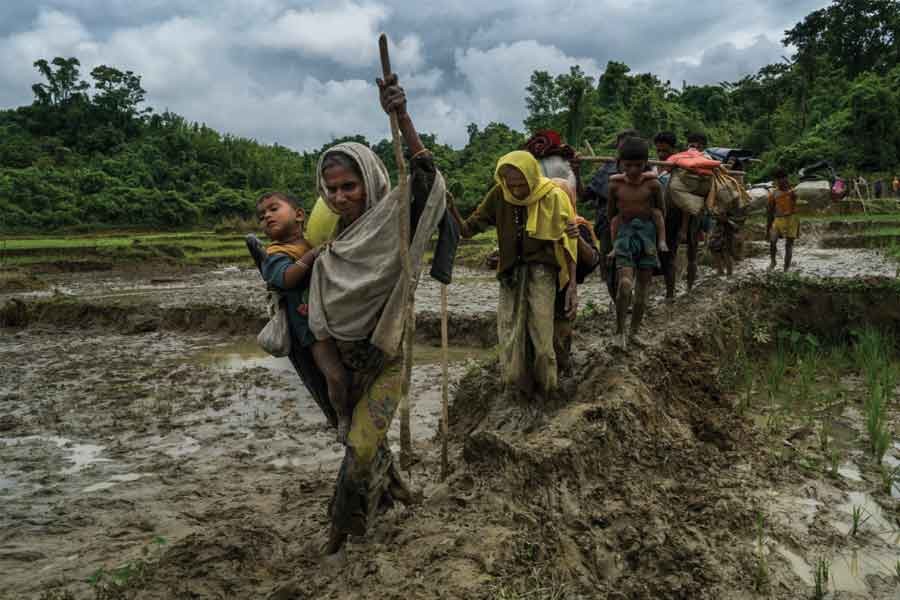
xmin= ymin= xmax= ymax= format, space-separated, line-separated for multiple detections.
xmin=0 ymin=0 xmax=897 ymax=232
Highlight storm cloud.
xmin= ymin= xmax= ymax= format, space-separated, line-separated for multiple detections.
xmin=0 ymin=1 xmax=828 ymax=149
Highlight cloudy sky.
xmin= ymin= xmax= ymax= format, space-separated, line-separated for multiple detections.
xmin=0 ymin=1 xmax=829 ymax=150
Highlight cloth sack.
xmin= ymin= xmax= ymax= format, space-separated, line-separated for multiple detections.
xmin=258 ymin=290 xmax=291 ymax=356
xmin=668 ymin=168 xmax=710 ymax=215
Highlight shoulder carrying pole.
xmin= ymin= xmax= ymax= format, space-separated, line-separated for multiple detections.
xmin=580 ymin=155 xmax=745 ymax=179
xmin=379 ymin=33 xmax=415 ymax=470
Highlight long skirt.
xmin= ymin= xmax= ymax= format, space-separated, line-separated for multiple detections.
xmin=497 ymin=262 xmax=558 ymax=396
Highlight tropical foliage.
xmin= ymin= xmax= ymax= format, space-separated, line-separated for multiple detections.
xmin=0 ymin=0 xmax=897 ymax=232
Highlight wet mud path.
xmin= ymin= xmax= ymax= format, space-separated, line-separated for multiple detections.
xmin=2 ymin=227 xmax=900 ymax=599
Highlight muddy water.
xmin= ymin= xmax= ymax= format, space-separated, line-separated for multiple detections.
xmin=746 ymin=351 xmax=900 ymax=598
xmin=745 ymin=243 xmax=898 ymax=278
xmin=0 ymin=327 xmax=489 ymax=597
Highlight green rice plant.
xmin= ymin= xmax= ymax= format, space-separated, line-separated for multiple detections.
xmin=895 ymin=559 xmax=900 ymax=581
xmin=850 ymin=505 xmax=871 ymax=537
xmin=879 ymin=465 xmax=900 ymax=495
xmin=813 ymin=557 xmax=830 ymax=599
xmin=795 ymin=349 xmax=819 ymax=407
xmin=828 ymin=449 xmax=841 ymax=478
xmin=827 ymin=345 xmax=851 ymax=384
xmin=753 ymin=511 xmax=768 ymax=592
xmin=765 ymin=345 xmax=787 ymax=403
xmin=853 ymin=327 xmax=892 ymax=390
xmin=819 ymin=419 xmax=831 ymax=453
xmin=741 ymin=367 xmax=754 ymax=412
xmin=865 ymin=382 xmax=892 ymax=464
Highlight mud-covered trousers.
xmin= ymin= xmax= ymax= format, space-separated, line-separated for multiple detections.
xmin=289 ymin=340 xmax=403 ymax=538
xmin=497 ymin=262 xmax=559 ymax=396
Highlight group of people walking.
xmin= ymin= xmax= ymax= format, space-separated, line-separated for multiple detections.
xmin=247 ymin=71 xmax=796 ymax=559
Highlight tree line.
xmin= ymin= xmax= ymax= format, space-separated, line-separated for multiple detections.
xmin=0 ymin=0 xmax=897 ymax=232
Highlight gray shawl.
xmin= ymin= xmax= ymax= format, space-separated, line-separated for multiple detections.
xmin=308 ymin=142 xmax=446 ymax=356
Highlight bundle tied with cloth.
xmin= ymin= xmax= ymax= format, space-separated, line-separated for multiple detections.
xmin=307 ymin=142 xmax=448 ymax=357
xmin=665 ymin=149 xmax=750 ymax=217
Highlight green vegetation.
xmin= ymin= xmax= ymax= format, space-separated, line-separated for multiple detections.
xmin=0 ymin=55 xmax=526 ymax=232
xmin=850 ymin=505 xmax=870 ymax=536
xmin=735 ymin=324 xmax=899 ymax=488
xmin=813 ymin=557 xmax=830 ymax=599
xmin=753 ymin=511 xmax=768 ymax=592
xmin=1 ymin=1 xmax=898 ymax=233
xmin=525 ymin=0 xmax=900 ymax=180
xmin=0 ymin=232 xmax=253 ymax=267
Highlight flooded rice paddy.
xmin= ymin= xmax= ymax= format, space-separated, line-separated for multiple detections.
xmin=2 ymin=216 xmax=900 ymax=599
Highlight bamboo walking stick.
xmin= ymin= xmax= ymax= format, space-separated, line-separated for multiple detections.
xmin=440 ymin=283 xmax=449 ymax=481
xmin=379 ymin=33 xmax=415 ymax=470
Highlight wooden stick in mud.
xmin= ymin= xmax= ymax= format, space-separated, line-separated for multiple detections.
xmin=379 ymin=33 xmax=415 ymax=470
xmin=440 ymin=283 xmax=449 ymax=481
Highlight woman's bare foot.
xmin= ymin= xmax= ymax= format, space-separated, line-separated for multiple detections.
xmin=658 ymin=240 xmax=669 ymax=253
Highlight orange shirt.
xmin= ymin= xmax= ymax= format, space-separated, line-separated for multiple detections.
xmin=768 ymin=188 xmax=796 ymax=217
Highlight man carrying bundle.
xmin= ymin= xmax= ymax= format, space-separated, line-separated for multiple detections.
xmin=661 ymin=133 xmax=720 ymax=294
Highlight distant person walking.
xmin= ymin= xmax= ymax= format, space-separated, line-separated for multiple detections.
xmin=767 ymin=167 xmax=799 ymax=272
xmin=892 ymin=176 xmax=900 ymax=197
xmin=874 ymin=179 xmax=883 ymax=199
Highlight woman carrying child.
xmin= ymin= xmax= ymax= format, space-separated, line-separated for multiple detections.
xmin=249 ymin=72 xmax=454 ymax=559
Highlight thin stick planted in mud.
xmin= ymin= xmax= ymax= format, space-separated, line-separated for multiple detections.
xmin=440 ymin=283 xmax=449 ymax=481
xmin=379 ymin=33 xmax=415 ymax=469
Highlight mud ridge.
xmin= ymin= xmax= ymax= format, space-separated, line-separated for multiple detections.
xmin=2 ymin=297 xmax=497 ymax=347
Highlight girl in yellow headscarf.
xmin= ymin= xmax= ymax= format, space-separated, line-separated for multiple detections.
xmin=448 ymin=150 xmax=578 ymax=403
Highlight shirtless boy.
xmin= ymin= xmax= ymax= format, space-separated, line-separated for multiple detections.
xmin=608 ymin=137 xmax=665 ymax=349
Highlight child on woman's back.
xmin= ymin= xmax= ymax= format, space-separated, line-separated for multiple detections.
xmin=256 ymin=192 xmax=352 ymax=443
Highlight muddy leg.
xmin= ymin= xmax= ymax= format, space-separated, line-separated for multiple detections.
xmin=629 ymin=269 xmax=651 ymax=346
xmin=713 ymin=253 xmax=725 ymax=276
xmin=768 ymin=236 xmax=778 ymax=271
xmin=616 ymin=267 xmax=634 ymax=348
xmin=653 ymin=209 xmax=668 ymax=253
xmin=724 ymin=252 xmax=734 ymax=277
xmin=663 ymin=206 xmax=681 ymax=299
xmin=663 ymin=256 xmax=676 ymax=299
xmin=784 ymin=238 xmax=794 ymax=272
xmin=311 ymin=339 xmax=352 ymax=444
xmin=686 ymin=233 xmax=698 ymax=292
xmin=525 ymin=265 xmax=558 ymax=399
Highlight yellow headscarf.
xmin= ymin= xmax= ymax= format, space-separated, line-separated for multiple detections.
xmin=495 ymin=151 xmax=578 ymax=288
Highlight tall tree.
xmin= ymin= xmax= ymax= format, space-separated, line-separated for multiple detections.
xmin=31 ymin=57 xmax=89 ymax=106
xmin=524 ymin=70 xmax=562 ymax=133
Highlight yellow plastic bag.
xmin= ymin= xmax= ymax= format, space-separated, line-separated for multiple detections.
xmin=306 ymin=197 xmax=340 ymax=247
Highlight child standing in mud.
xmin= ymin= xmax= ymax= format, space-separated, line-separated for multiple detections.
xmin=767 ymin=168 xmax=799 ymax=272
xmin=608 ymin=137 xmax=665 ymax=350
xmin=448 ymin=151 xmax=578 ymax=404
xmin=256 ymin=192 xmax=353 ymax=443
